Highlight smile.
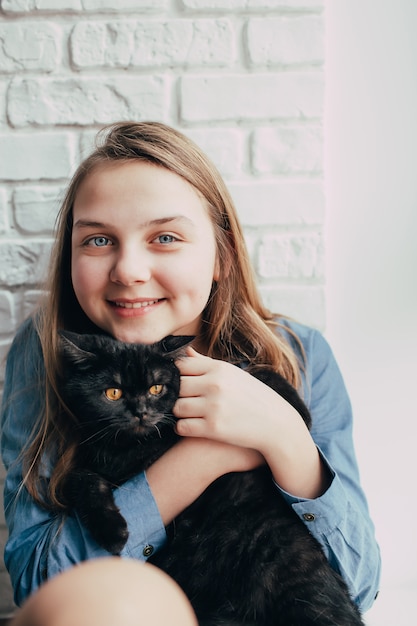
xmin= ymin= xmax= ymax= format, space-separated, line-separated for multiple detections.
xmin=113 ymin=299 xmax=162 ymax=309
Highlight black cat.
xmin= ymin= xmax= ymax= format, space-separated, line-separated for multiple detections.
xmin=58 ymin=331 xmax=364 ymax=626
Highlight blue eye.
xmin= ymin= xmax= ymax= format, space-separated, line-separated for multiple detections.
xmin=89 ymin=237 xmax=111 ymax=247
xmin=156 ymin=234 xmax=176 ymax=244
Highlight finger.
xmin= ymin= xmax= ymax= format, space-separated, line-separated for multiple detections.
xmin=175 ymin=417 xmax=208 ymax=438
xmin=178 ymin=375 xmax=207 ymax=398
xmin=173 ymin=397 xmax=206 ymax=419
xmin=175 ymin=348 xmax=212 ymax=376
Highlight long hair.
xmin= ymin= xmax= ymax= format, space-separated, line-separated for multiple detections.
xmin=24 ymin=121 xmax=303 ymax=507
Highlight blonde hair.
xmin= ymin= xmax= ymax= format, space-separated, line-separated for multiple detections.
xmin=25 ymin=121 xmax=303 ymax=507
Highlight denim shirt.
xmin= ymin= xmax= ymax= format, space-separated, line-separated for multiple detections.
xmin=1 ymin=317 xmax=381 ymax=611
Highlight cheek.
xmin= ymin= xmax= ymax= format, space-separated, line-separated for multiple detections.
xmin=172 ymin=259 xmax=215 ymax=301
xmin=71 ymin=263 xmax=89 ymax=303
xmin=187 ymin=241 xmax=218 ymax=286
xmin=72 ymin=257 xmax=105 ymax=297
xmin=196 ymin=250 xmax=219 ymax=291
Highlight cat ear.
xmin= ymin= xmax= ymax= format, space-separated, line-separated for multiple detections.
xmin=58 ymin=330 xmax=98 ymax=365
xmin=160 ymin=335 xmax=195 ymax=356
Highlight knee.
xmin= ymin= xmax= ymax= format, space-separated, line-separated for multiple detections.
xmin=11 ymin=558 xmax=197 ymax=626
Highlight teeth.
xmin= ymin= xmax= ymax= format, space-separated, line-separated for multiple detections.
xmin=114 ymin=300 xmax=159 ymax=309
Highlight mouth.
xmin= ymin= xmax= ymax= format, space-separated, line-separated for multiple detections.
xmin=112 ymin=299 xmax=163 ymax=310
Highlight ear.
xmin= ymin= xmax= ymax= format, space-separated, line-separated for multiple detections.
xmin=160 ymin=335 xmax=195 ymax=356
xmin=58 ymin=330 xmax=97 ymax=365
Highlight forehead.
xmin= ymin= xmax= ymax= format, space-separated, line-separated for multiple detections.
xmin=72 ymin=160 xmax=215 ymax=231
xmin=75 ymin=160 xmax=204 ymax=206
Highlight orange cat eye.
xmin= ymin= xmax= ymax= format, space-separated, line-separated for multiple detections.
xmin=149 ymin=384 xmax=164 ymax=396
xmin=105 ymin=388 xmax=123 ymax=401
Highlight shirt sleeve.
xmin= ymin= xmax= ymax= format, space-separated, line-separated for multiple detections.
xmin=275 ymin=322 xmax=381 ymax=613
xmin=1 ymin=319 xmax=167 ymax=607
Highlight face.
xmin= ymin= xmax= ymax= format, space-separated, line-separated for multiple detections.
xmin=71 ymin=160 xmax=219 ymax=345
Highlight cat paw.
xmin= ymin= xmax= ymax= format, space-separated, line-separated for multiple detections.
xmin=104 ymin=532 xmax=129 ymax=556
xmin=91 ymin=511 xmax=129 ymax=555
xmin=100 ymin=527 xmax=129 ymax=555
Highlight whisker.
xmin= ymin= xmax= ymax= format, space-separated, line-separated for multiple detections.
xmin=78 ymin=424 xmax=116 ymax=446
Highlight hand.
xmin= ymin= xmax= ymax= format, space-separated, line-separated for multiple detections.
xmin=174 ymin=348 xmax=330 ymax=499
xmin=174 ymin=347 xmax=295 ymax=454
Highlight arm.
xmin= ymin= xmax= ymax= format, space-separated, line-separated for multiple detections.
xmin=173 ymin=323 xmax=381 ymax=613
xmin=275 ymin=323 xmax=381 ymax=613
xmin=146 ymin=438 xmax=262 ymax=526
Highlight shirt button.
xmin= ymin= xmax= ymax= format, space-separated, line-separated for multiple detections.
xmin=302 ymin=513 xmax=316 ymax=522
xmin=143 ymin=544 xmax=154 ymax=557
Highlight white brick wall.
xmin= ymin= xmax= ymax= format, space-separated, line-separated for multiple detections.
xmin=0 ymin=0 xmax=325 ymax=615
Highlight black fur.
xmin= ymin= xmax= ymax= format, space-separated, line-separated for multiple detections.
xmin=58 ymin=331 xmax=364 ymax=625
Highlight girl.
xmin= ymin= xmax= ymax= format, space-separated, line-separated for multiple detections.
xmin=1 ymin=122 xmax=380 ymax=615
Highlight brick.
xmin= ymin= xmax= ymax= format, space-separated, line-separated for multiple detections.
xmin=243 ymin=231 xmax=257 ymax=261
xmin=70 ymin=21 xmax=134 ymax=68
xmin=0 ymin=80 xmax=7 ymax=127
xmin=131 ymin=19 xmax=233 ymax=67
xmin=0 ymin=240 xmax=52 ymax=287
xmin=251 ymin=126 xmax=323 ymax=174
xmin=185 ymin=128 xmax=244 ymax=178
xmin=228 ymin=181 xmax=324 ymax=225
xmin=8 ymin=76 xmax=168 ymax=126
xmin=13 ymin=187 xmax=63 ymax=234
xmin=23 ymin=290 xmax=44 ymax=320
xmin=0 ymin=292 xmax=16 ymax=334
xmin=0 ymin=189 xmax=8 ymax=234
xmin=180 ymin=72 xmax=324 ymax=122
xmin=0 ymin=133 xmax=75 ymax=181
xmin=182 ymin=0 xmax=324 ymax=10
xmin=246 ymin=16 xmax=324 ymax=66
xmin=79 ymin=129 xmax=98 ymax=160
xmin=83 ymin=0 xmax=167 ymax=10
xmin=257 ymin=232 xmax=325 ymax=279
xmin=2 ymin=0 xmax=167 ymax=11
xmin=0 ymin=23 xmax=59 ymax=73
xmin=2 ymin=0 xmax=82 ymax=11
xmin=70 ymin=19 xmax=233 ymax=69
xmin=259 ymin=285 xmax=325 ymax=330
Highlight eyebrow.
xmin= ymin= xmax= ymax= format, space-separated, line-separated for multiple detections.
xmin=73 ymin=215 xmax=196 ymax=230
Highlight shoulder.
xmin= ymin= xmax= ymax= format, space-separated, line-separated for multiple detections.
xmin=10 ymin=315 xmax=41 ymax=349
xmin=5 ymin=316 xmax=44 ymax=385
xmin=276 ymin=317 xmax=332 ymax=366
xmin=1 ymin=317 xmax=45 ymax=467
xmin=276 ymin=318 xmax=347 ymax=410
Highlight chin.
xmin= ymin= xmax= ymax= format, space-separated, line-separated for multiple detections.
xmin=111 ymin=329 xmax=165 ymax=345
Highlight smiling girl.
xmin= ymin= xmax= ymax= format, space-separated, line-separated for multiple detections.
xmin=1 ymin=122 xmax=380 ymax=617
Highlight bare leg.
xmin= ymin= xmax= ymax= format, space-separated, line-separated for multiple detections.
xmin=11 ymin=558 xmax=197 ymax=626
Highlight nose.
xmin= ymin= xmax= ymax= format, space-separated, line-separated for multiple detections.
xmin=109 ymin=245 xmax=152 ymax=286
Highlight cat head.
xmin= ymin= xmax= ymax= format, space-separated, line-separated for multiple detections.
xmin=58 ymin=331 xmax=194 ymax=442
xmin=58 ymin=331 xmax=193 ymax=365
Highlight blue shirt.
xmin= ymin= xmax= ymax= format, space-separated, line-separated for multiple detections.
xmin=1 ymin=317 xmax=381 ymax=611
